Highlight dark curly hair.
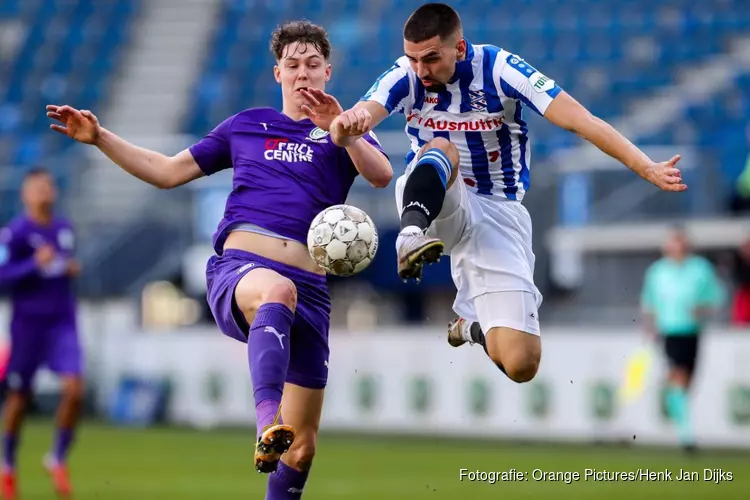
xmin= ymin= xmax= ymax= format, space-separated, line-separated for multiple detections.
xmin=270 ymin=20 xmax=331 ymax=61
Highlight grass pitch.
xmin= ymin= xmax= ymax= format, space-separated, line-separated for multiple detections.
xmin=12 ymin=419 xmax=749 ymax=499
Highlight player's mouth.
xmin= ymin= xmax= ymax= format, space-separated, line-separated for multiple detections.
xmin=295 ymin=87 xmax=309 ymax=93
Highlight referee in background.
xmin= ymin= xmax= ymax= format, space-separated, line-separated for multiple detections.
xmin=640 ymin=226 xmax=726 ymax=452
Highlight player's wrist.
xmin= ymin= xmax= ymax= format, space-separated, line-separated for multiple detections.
xmin=92 ymin=127 xmax=108 ymax=148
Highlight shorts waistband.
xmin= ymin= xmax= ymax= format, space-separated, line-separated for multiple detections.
xmin=221 ymin=249 xmax=328 ymax=286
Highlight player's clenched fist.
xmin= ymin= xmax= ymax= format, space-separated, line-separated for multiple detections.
xmin=46 ymin=105 xmax=101 ymax=145
xmin=331 ymin=108 xmax=372 ymax=140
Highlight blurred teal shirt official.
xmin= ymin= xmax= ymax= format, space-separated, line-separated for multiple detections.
xmin=641 ymin=256 xmax=726 ymax=335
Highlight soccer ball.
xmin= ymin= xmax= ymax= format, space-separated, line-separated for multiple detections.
xmin=307 ymin=204 xmax=378 ymax=276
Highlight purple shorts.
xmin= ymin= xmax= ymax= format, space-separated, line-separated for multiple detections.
xmin=6 ymin=315 xmax=82 ymax=391
xmin=205 ymin=249 xmax=331 ymax=389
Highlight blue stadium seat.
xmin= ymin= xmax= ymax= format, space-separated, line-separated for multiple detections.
xmin=0 ymin=0 xmax=140 ymax=221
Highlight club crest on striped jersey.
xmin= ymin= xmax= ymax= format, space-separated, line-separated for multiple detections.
xmin=468 ymin=90 xmax=487 ymax=112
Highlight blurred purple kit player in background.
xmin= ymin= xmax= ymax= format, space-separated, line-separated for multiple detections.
xmin=0 ymin=168 xmax=83 ymax=499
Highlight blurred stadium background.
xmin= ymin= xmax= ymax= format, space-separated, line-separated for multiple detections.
xmin=2 ymin=0 xmax=750 ymax=498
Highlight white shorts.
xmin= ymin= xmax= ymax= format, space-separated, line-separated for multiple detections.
xmin=395 ymin=166 xmax=543 ymax=334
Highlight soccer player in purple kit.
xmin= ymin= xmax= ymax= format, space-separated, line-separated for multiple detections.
xmin=0 ymin=168 xmax=83 ymax=499
xmin=46 ymin=20 xmax=392 ymax=499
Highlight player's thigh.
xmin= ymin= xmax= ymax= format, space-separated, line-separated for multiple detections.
xmin=475 ymin=291 xmax=541 ymax=367
xmin=5 ymin=327 xmax=45 ymax=392
xmin=281 ymin=383 xmax=324 ymax=469
xmin=46 ymin=323 xmax=84 ymax=380
xmin=206 ymin=253 xmax=296 ymax=342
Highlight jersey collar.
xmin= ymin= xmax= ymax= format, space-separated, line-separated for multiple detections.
xmin=449 ymin=38 xmax=475 ymax=85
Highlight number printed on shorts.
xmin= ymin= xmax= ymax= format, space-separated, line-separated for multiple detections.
xmin=488 ymin=151 xmax=500 ymax=162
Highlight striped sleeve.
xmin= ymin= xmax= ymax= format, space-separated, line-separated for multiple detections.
xmin=494 ymin=51 xmax=562 ymax=116
xmin=359 ymin=58 xmax=414 ymax=116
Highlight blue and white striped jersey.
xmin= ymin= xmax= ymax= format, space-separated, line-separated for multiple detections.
xmin=360 ymin=40 xmax=562 ymax=201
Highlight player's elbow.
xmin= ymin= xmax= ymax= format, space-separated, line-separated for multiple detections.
xmin=153 ymin=158 xmax=190 ymax=189
xmin=368 ymin=169 xmax=393 ymax=188
xmin=153 ymin=178 xmax=175 ymax=190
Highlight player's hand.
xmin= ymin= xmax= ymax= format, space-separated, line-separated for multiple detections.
xmin=66 ymin=259 xmax=82 ymax=278
xmin=299 ymin=88 xmax=344 ymax=132
xmin=34 ymin=244 xmax=56 ymax=268
xmin=330 ymin=107 xmax=373 ymax=141
xmin=641 ymin=155 xmax=687 ymax=192
xmin=46 ymin=105 xmax=101 ymax=145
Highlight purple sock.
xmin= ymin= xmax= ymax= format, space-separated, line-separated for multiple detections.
xmin=249 ymin=303 xmax=294 ymax=438
xmin=266 ymin=461 xmax=310 ymax=499
xmin=2 ymin=434 xmax=18 ymax=470
xmin=53 ymin=428 xmax=75 ymax=464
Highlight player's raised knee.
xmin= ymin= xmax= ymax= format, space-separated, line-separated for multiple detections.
xmin=235 ymin=271 xmax=297 ymax=323
xmin=485 ymin=329 xmax=540 ymax=383
xmin=423 ymin=137 xmax=458 ymax=164
xmin=284 ymin=440 xmax=316 ymax=471
xmin=500 ymin=350 xmax=540 ymax=383
xmin=420 ymin=137 xmax=459 ymax=187
xmin=262 ymin=280 xmax=297 ymax=310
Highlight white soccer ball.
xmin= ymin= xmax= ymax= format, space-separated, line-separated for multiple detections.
xmin=307 ymin=204 xmax=378 ymax=276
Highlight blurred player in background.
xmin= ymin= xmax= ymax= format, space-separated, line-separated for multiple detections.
xmin=325 ymin=2 xmax=686 ymax=384
xmin=641 ymin=227 xmax=725 ymax=451
xmin=46 ymin=20 xmax=392 ymax=499
xmin=0 ymin=168 xmax=83 ymax=499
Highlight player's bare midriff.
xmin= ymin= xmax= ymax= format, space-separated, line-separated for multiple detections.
xmin=223 ymin=231 xmax=326 ymax=276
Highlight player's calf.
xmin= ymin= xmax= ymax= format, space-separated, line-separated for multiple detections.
xmin=235 ymin=268 xmax=298 ymax=472
xmin=266 ymin=383 xmax=323 ymax=494
xmin=283 ymin=439 xmax=315 ymax=472
xmin=397 ymin=138 xmax=459 ymax=282
xmin=450 ymin=320 xmax=540 ymax=383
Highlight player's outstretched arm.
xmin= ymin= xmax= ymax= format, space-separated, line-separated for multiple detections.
xmin=543 ymin=93 xmax=686 ymax=192
xmin=46 ymin=105 xmax=204 ymax=189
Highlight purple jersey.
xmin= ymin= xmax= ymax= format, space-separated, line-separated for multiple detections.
xmin=0 ymin=215 xmax=77 ymax=321
xmin=188 ymin=107 xmax=387 ymax=254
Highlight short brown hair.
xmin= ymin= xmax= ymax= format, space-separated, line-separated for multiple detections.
xmin=403 ymin=3 xmax=462 ymax=43
xmin=270 ymin=20 xmax=331 ymax=61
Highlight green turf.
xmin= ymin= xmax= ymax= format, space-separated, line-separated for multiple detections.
xmin=11 ymin=419 xmax=749 ymax=499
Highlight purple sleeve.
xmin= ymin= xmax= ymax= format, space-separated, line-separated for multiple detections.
xmin=361 ymin=131 xmax=388 ymax=158
xmin=188 ymin=114 xmax=236 ymax=175
xmin=0 ymin=227 xmax=37 ymax=285
xmin=340 ymin=130 xmax=390 ymax=178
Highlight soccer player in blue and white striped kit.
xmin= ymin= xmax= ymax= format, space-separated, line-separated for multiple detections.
xmin=320 ymin=3 xmax=687 ymax=383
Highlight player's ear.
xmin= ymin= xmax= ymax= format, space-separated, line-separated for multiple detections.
xmin=325 ymin=63 xmax=332 ymax=82
xmin=456 ymin=37 xmax=467 ymax=58
xmin=273 ymin=65 xmax=281 ymax=84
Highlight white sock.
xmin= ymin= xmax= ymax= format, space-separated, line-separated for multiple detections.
xmin=460 ymin=320 xmax=474 ymax=342
xmin=399 ymin=225 xmax=423 ymax=235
